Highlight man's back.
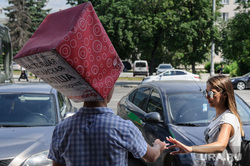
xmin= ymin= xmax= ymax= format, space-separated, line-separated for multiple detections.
xmin=48 ymin=107 xmax=147 ymax=166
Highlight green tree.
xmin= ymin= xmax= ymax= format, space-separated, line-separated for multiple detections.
xmin=67 ymin=0 xmax=221 ymax=74
xmin=4 ymin=0 xmax=32 ymax=55
xmin=220 ymin=1 xmax=250 ymax=75
xmin=26 ymin=0 xmax=51 ymax=33
xmin=165 ymin=0 xmax=222 ymax=73
xmin=4 ymin=0 xmax=50 ymax=54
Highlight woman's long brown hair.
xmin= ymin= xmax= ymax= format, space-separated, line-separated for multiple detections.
xmin=207 ymin=75 xmax=244 ymax=136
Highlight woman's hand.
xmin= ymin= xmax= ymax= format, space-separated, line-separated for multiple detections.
xmin=166 ymin=136 xmax=192 ymax=155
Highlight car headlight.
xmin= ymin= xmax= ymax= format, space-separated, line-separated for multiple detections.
xmin=231 ymin=79 xmax=235 ymax=82
xmin=191 ymin=153 xmax=207 ymax=166
xmin=22 ymin=150 xmax=52 ymax=166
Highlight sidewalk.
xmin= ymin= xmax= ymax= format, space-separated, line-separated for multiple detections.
xmin=12 ymin=73 xmax=211 ymax=84
xmin=13 ymin=74 xmax=43 ymax=83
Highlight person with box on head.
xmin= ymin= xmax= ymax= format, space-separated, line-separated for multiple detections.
xmin=13 ymin=2 xmax=168 ymax=166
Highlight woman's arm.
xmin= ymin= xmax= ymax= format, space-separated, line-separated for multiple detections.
xmin=167 ymin=123 xmax=233 ymax=154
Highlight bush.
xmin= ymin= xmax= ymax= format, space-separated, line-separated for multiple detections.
xmin=204 ymin=62 xmax=221 ymax=73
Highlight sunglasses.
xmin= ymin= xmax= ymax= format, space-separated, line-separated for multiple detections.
xmin=203 ymin=90 xmax=222 ymax=99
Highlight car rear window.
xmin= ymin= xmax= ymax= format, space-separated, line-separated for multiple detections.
xmin=135 ymin=62 xmax=146 ymax=67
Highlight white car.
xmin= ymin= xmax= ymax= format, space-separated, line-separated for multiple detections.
xmin=156 ymin=64 xmax=172 ymax=75
xmin=133 ymin=60 xmax=148 ymax=77
xmin=12 ymin=62 xmax=21 ymax=70
xmin=142 ymin=69 xmax=200 ymax=83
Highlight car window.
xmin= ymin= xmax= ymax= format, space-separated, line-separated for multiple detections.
xmin=0 ymin=93 xmax=56 ymax=126
xmin=167 ymin=93 xmax=215 ymax=126
xmin=163 ymin=71 xmax=171 ymax=76
xmin=167 ymin=93 xmax=250 ymax=126
xmin=57 ymin=92 xmax=71 ymax=118
xmin=147 ymin=90 xmax=163 ymax=118
xmin=170 ymin=71 xmax=176 ymax=75
xmin=235 ymin=96 xmax=250 ymax=125
xmin=160 ymin=65 xmax=171 ymax=69
xmin=175 ymin=71 xmax=186 ymax=75
xmin=132 ymin=87 xmax=151 ymax=111
xmin=128 ymin=89 xmax=137 ymax=102
xmin=135 ymin=62 xmax=146 ymax=67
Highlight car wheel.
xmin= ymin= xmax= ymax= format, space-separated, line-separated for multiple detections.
xmin=237 ymin=81 xmax=246 ymax=90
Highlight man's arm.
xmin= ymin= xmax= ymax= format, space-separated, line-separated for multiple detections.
xmin=142 ymin=139 xmax=167 ymax=163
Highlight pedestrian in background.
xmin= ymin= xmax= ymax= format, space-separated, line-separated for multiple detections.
xmin=219 ymin=64 xmax=224 ymax=74
xmin=166 ymin=75 xmax=243 ymax=166
xmin=48 ymin=86 xmax=167 ymax=166
xmin=18 ymin=67 xmax=29 ymax=82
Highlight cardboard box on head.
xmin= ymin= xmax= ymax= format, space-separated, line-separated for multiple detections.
xmin=13 ymin=2 xmax=124 ymax=102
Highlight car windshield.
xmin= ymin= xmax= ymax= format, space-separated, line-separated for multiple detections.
xmin=242 ymin=72 xmax=250 ymax=77
xmin=167 ymin=93 xmax=250 ymax=126
xmin=0 ymin=93 xmax=57 ymax=127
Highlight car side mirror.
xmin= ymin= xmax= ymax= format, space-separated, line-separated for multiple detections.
xmin=144 ymin=112 xmax=163 ymax=124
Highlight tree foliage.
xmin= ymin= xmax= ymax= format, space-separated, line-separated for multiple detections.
xmin=4 ymin=0 xmax=32 ymax=54
xmin=220 ymin=1 xmax=250 ymax=75
xmin=3 ymin=0 xmax=50 ymax=55
xmin=67 ymin=0 xmax=222 ymax=74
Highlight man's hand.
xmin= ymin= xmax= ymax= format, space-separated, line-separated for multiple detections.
xmin=142 ymin=139 xmax=168 ymax=163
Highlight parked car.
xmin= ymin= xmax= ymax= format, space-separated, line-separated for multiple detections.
xmin=12 ymin=62 xmax=21 ymax=71
xmin=117 ymin=80 xmax=250 ymax=166
xmin=231 ymin=72 xmax=250 ymax=90
xmin=142 ymin=69 xmax=200 ymax=83
xmin=133 ymin=60 xmax=148 ymax=77
xmin=122 ymin=61 xmax=132 ymax=72
xmin=156 ymin=64 xmax=173 ymax=75
xmin=0 ymin=83 xmax=77 ymax=166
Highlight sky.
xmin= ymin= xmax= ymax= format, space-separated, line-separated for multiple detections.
xmin=0 ymin=0 xmax=71 ymax=16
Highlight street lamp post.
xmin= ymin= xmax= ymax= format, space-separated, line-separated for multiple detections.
xmin=210 ymin=0 xmax=216 ymax=76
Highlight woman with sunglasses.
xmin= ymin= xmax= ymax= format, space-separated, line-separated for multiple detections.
xmin=166 ymin=75 xmax=244 ymax=166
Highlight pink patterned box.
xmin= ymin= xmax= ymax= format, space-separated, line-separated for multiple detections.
xmin=13 ymin=2 xmax=123 ymax=102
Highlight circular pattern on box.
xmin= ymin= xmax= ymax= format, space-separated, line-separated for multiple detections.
xmin=87 ymin=15 xmax=93 ymax=25
xmin=60 ymin=44 xmax=71 ymax=58
xmin=84 ymin=38 xmax=89 ymax=46
xmin=89 ymin=55 xmax=94 ymax=62
xmin=105 ymin=76 xmax=113 ymax=88
xmin=84 ymin=60 xmax=89 ymax=67
xmin=78 ymin=18 xmax=87 ymax=31
xmin=74 ymin=57 xmax=78 ymax=63
xmin=91 ymin=65 xmax=99 ymax=75
xmin=93 ymin=23 xmax=102 ymax=36
xmin=102 ymin=53 xmax=107 ymax=60
xmin=78 ymin=46 xmax=88 ymax=59
xmin=109 ymin=44 xmax=115 ymax=54
xmin=106 ymin=58 xmax=112 ymax=68
xmin=92 ymin=40 xmax=102 ymax=53
xmin=76 ymin=65 xmax=84 ymax=75
xmin=70 ymin=39 xmax=77 ymax=48
xmin=77 ymin=32 xmax=82 ymax=39
xmin=98 ymin=73 xmax=103 ymax=81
